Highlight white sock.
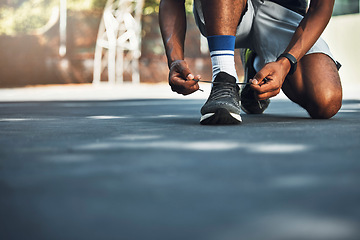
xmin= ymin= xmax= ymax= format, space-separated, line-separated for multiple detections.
xmin=207 ymin=35 xmax=238 ymax=82
xmin=210 ymin=51 xmax=238 ymax=82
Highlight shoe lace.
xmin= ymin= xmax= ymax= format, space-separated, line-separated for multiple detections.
xmin=209 ymin=82 xmax=239 ymax=101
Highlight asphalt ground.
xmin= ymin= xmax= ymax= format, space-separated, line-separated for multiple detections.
xmin=1 ymin=84 xmax=360 ymax=240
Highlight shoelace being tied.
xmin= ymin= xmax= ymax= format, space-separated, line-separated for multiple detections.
xmin=193 ymin=78 xmax=268 ymax=92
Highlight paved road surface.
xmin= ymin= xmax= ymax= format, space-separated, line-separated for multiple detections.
xmin=1 ymin=90 xmax=360 ymax=240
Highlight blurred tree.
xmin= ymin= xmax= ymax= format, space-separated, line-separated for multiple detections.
xmin=0 ymin=0 xmax=193 ymax=35
xmin=144 ymin=0 xmax=193 ymax=14
xmin=0 ymin=0 xmax=57 ymax=35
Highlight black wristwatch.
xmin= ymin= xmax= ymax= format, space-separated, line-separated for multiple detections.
xmin=277 ymin=53 xmax=297 ymax=75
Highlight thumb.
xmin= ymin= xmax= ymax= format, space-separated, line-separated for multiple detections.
xmin=252 ymin=69 xmax=268 ymax=85
xmin=176 ymin=61 xmax=194 ymax=80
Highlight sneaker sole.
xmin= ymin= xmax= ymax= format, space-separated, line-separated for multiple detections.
xmin=200 ymin=108 xmax=242 ymax=125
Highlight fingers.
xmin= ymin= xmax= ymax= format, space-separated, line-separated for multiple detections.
xmin=255 ymin=88 xmax=281 ymax=100
xmin=251 ymin=78 xmax=280 ymax=93
xmin=176 ymin=60 xmax=192 ymax=79
xmin=170 ymin=72 xmax=199 ymax=95
xmin=252 ymin=69 xmax=268 ymax=85
xmin=250 ymin=79 xmax=281 ymax=100
xmin=180 ymin=75 xmax=200 ymax=95
xmin=250 ymin=65 xmax=282 ymax=100
xmin=169 ymin=60 xmax=200 ymax=95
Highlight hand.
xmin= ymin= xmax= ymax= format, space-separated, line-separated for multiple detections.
xmin=250 ymin=59 xmax=291 ymax=100
xmin=169 ymin=60 xmax=201 ymax=95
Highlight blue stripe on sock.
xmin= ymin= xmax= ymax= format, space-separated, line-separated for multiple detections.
xmin=207 ymin=35 xmax=236 ymax=52
xmin=210 ymin=53 xmax=234 ymax=57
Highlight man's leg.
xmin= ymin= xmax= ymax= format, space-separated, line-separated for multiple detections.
xmin=200 ymin=0 xmax=247 ymax=81
xmin=282 ymin=53 xmax=342 ymax=119
xmin=198 ymin=0 xmax=247 ymax=124
xmin=200 ymin=0 xmax=246 ymax=36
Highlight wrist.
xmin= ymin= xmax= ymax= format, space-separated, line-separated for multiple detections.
xmin=166 ymin=48 xmax=184 ymax=69
xmin=168 ymin=57 xmax=184 ymax=68
xmin=169 ymin=59 xmax=184 ymax=69
xmin=277 ymin=57 xmax=291 ymax=74
xmin=277 ymin=53 xmax=297 ymax=75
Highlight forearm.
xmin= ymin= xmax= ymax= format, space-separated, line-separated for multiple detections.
xmin=159 ymin=0 xmax=187 ymax=68
xmin=283 ymin=0 xmax=334 ymax=61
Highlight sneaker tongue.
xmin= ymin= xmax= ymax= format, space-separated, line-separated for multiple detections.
xmin=214 ymin=72 xmax=237 ymax=84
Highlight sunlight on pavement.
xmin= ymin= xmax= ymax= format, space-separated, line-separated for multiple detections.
xmin=86 ymin=115 xmax=129 ymax=120
xmin=42 ymin=154 xmax=94 ymax=163
xmin=146 ymin=115 xmax=181 ymax=118
xmin=0 ymin=118 xmax=55 ymax=122
xmin=112 ymin=134 xmax=162 ymax=140
xmin=76 ymin=140 xmax=242 ymax=151
xmin=0 ymin=118 xmax=30 ymax=122
xmin=248 ymin=143 xmax=309 ymax=153
xmin=339 ymin=109 xmax=360 ymax=113
xmin=270 ymin=175 xmax=322 ymax=188
xmin=76 ymin=138 xmax=310 ymax=154
xmin=220 ymin=212 xmax=360 ymax=240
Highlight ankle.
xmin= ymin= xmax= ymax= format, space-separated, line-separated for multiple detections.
xmin=207 ymin=35 xmax=238 ymax=82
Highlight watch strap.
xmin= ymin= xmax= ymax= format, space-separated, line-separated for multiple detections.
xmin=277 ymin=53 xmax=297 ymax=75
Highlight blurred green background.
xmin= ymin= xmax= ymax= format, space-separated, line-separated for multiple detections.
xmin=0 ymin=0 xmax=195 ymax=35
xmin=0 ymin=0 xmax=358 ymax=35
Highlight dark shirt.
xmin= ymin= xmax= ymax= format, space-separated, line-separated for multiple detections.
xmin=268 ymin=0 xmax=308 ymax=16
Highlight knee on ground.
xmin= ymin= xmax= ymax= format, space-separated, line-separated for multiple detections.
xmin=307 ymin=88 xmax=342 ymax=119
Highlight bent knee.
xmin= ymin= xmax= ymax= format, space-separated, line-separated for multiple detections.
xmin=307 ymin=89 xmax=342 ymax=119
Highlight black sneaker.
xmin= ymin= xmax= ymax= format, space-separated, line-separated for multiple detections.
xmin=200 ymin=72 xmax=242 ymax=125
xmin=240 ymin=49 xmax=270 ymax=114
